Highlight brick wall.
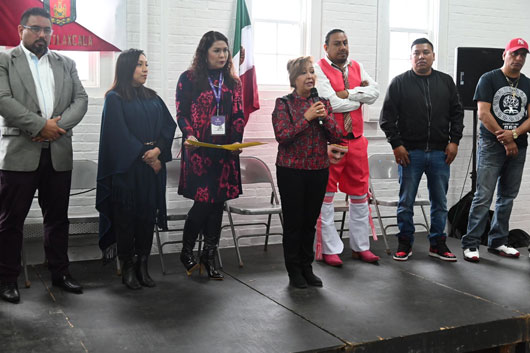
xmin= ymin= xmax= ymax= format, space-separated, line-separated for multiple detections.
xmin=24 ymin=0 xmax=530 ymax=254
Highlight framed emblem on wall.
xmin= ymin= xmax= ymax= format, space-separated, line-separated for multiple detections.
xmin=44 ymin=0 xmax=77 ymax=26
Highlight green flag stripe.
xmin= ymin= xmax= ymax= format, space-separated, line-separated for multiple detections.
xmin=233 ymin=0 xmax=251 ymax=54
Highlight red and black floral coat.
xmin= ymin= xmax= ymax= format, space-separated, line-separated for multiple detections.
xmin=176 ymin=69 xmax=245 ymax=203
xmin=272 ymin=91 xmax=342 ymax=170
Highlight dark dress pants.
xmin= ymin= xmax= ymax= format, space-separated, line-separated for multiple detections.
xmin=276 ymin=166 xmax=328 ymax=275
xmin=111 ymin=203 xmax=155 ymax=258
xmin=0 ymin=149 xmax=72 ymax=282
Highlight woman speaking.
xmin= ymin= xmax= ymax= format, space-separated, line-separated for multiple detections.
xmin=176 ymin=31 xmax=245 ymax=280
xmin=272 ymin=56 xmax=341 ymax=288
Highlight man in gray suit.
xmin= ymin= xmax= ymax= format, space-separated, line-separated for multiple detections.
xmin=0 ymin=7 xmax=88 ymax=303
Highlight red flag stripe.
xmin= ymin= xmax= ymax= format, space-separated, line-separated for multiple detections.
xmin=0 ymin=0 xmax=120 ymax=51
xmin=239 ymin=66 xmax=259 ymax=123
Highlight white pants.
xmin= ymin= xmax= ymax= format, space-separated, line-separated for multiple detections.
xmin=316 ymin=192 xmax=371 ymax=256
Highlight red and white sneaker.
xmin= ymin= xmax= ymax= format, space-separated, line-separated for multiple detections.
xmin=322 ymin=254 xmax=343 ymax=267
xmin=393 ymin=238 xmax=412 ymax=261
xmin=488 ymin=245 xmax=520 ymax=258
xmin=429 ymin=241 xmax=457 ymax=262
xmin=463 ymin=248 xmax=480 ymax=262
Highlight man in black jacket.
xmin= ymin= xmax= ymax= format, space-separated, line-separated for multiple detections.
xmin=379 ymin=38 xmax=464 ymax=262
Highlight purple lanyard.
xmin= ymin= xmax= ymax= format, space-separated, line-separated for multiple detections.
xmin=208 ymin=72 xmax=224 ymax=115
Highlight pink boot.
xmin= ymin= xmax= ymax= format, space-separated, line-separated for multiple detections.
xmin=352 ymin=250 xmax=380 ymax=263
xmin=322 ymin=254 xmax=343 ymax=267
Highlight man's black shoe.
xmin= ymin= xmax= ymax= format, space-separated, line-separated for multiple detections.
xmin=52 ymin=274 xmax=83 ymax=294
xmin=0 ymin=282 xmax=20 ymax=303
xmin=288 ymin=273 xmax=308 ymax=289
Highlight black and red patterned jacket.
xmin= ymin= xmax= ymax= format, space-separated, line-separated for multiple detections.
xmin=272 ymin=91 xmax=342 ymax=170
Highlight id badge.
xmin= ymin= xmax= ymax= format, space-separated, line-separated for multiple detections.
xmin=211 ymin=115 xmax=226 ymax=135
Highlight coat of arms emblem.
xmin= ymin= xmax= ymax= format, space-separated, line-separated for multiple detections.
xmin=43 ymin=0 xmax=77 ymax=26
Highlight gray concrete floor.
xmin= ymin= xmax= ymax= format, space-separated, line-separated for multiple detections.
xmin=3 ymin=235 xmax=530 ymax=352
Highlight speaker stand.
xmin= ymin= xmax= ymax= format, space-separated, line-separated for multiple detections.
xmin=471 ymin=108 xmax=478 ymax=194
xmin=448 ymin=108 xmax=478 ymax=239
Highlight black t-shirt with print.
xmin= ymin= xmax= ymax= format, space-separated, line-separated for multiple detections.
xmin=474 ymin=68 xmax=530 ymax=147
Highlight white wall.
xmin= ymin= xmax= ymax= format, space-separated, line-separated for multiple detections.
xmin=25 ymin=0 xmax=530 ymax=250
xmin=441 ymin=0 xmax=530 ymax=76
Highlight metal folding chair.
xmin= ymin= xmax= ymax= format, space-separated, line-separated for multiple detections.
xmin=334 ymin=194 xmax=349 ymax=238
xmin=223 ymin=156 xmax=283 ymax=267
xmin=368 ymin=154 xmax=430 ymax=255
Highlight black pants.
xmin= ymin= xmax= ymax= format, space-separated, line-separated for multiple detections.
xmin=182 ymin=202 xmax=224 ymax=249
xmin=112 ymin=203 xmax=154 ymax=258
xmin=0 ymin=149 xmax=71 ymax=282
xmin=276 ymin=166 xmax=328 ymax=275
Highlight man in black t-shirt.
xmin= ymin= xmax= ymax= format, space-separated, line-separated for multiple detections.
xmin=462 ymin=38 xmax=530 ymax=262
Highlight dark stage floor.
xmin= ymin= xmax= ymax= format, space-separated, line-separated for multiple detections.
xmin=2 ymin=235 xmax=530 ymax=353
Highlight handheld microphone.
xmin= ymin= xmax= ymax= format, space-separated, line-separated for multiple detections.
xmin=309 ymin=88 xmax=324 ymax=126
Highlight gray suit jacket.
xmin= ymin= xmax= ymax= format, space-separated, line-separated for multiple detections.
xmin=0 ymin=45 xmax=88 ymax=172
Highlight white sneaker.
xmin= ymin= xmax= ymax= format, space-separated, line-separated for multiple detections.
xmin=488 ymin=245 xmax=520 ymax=258
xmin=463 ymin=248 xmax=480 ymax=262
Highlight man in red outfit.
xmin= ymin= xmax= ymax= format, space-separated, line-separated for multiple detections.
xmin=314 ymin=29 xmax=380 ymax=266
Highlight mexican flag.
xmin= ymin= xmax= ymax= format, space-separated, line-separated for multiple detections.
xmin=232 ymin=0 xmax=259 ymax=123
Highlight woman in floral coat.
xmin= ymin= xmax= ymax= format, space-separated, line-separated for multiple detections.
xmin=272 ymin=56 xmax=341 ymax=288
xmin=175 ymin=31 xmax=245 ymax=280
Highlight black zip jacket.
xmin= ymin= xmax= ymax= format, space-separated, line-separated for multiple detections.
xmin=379 ymin=69 xmax=464 ymax=151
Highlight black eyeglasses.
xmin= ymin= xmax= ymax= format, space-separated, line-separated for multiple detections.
xmin=23 ymin=25 xmax=53 ymax=35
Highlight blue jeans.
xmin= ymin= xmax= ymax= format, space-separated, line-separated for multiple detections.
xmin=461 ymin=138 xmax=526 ymax=249
xmin=397 ymin=149 xmax=450 ymax=245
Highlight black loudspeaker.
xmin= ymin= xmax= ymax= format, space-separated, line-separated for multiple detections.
xmin=454 ymin=47 xmax=504 ymax=110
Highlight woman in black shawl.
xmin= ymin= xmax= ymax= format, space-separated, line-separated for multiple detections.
xmin=96 ymin=49 xmax=176 ymax=289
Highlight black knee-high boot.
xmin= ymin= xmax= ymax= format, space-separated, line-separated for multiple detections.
xmin=121 ymin=256 xmax=142 ymax=290
xmin=200 ymin=204 xmax=224 ymax=280
xmin=180 ymin=217 xmax=200 ymax=275
xmin=180 ymin=236 xmax=199 ymax=276
xmin=199 ymin=245 xmax=223 ymax=280
xmin=136 ymin=255 xmax=155 ymax=287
